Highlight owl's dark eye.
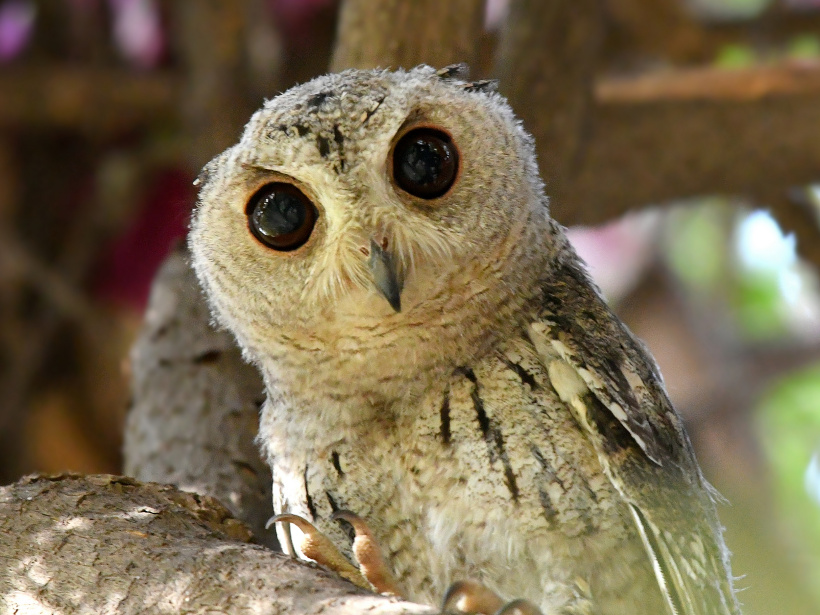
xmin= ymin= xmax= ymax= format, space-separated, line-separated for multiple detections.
xmin=246 ymin=183 xmax=317 ymax=251
xmin=392 ymin=128 xmax=459 ymax=199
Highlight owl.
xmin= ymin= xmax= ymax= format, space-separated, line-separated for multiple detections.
xmin=189 ymin=65 xmax=741 ymax=615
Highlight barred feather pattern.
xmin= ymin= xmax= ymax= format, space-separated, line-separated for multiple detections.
xmin=261 ymin=330 xmax=666 ymax=614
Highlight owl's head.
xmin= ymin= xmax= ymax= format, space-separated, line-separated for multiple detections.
xmin=190 ymin=66 xmax=555 ymax=378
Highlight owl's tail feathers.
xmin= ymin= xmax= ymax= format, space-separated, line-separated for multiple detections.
xmin=628 ymin=504 xmax=741 ymax=615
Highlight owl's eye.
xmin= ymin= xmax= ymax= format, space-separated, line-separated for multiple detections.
xmin=246 ymin=183 xmax=317 ymax=251
xmin=392 ymin=128 xmax=459 ymax=199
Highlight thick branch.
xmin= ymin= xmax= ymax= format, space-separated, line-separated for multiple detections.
xmin=330 ymin=0 xmax=485 ymax=71
xmin=551 ymin=62 xmax=820 ymax=235
xmin=596 ymin=62 xmax=820 ymax=103
xmin=603 ymin=0 xmax=820 ymax=63
xmin=171 ymin=1 xmax=274 ymax=171
xmin=0 ymin=474 xmax=433 ymax=615
xmin=123 ymin=246 xmax=276 ymax=548
xmin=494 ymin=0 xmax=605 ymax=199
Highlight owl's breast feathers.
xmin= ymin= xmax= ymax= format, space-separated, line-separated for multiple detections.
xmin=264 ymin=245 xmax=740 ymax=613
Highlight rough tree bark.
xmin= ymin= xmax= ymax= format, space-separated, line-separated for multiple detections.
xmin=123 ymin=246 xmax=276 ymax=550
xmin=331 ymin=0 xmax=485 ymax=72
xmin=0 ymin=474 xmax=433 ymax=615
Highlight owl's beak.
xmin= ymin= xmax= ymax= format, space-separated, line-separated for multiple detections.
xmin=368 ymin=238 xmax=403 ymax=312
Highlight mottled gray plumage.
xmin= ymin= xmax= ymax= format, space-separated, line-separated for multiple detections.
xmin=189 ymin=65 xmax=741 ymax=615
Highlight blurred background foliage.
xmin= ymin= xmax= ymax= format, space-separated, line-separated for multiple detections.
xmin=1 ymin=0 xmax=819 ymax=613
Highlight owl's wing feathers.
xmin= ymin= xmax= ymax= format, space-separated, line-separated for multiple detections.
xmin=528 ymin=244 xmax=740 ymax=615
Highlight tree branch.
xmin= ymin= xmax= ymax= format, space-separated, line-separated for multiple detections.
xmin=553 ymin=61 xmax=820 ymax=237
xmin=494 ymin=0 xmax=605 ymax=200
xmin=0 ymin=67 xmax=176 ymax=135
xmin=123 ymin=246 xmax=276 ymax=549
xmin=596 ymin=61 xmax=820 ymax=103
xmin=330 ymin=0 xmax=485 ymax=71
xmin=171 ymin=1 xmax=277 ymax=171
xmin=0 ymin=474 xmax=434 ymax=615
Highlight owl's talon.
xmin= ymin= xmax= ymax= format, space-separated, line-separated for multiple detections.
xmin=441 ymin=582 xmax=543 ymax=615
xmin=267 ymin=513 xmax=370 ymax=590
xmin=330 ymin=509 xmax=402 ymax=596
xmin=493 ymin=598 xmax=543 ymax=615
xmin=441 ymin=580 xmax=505 ymax=614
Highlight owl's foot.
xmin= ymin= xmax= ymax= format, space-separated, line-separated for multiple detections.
xmin=267 ymin=513 xmax=368 ymax=589
xmin=268 ymin=511 xmax=401 ymax=596
xmin=442 ymin=580 xmax=543 ymax=615
xmin=331 ymin=510 xmax=402 ymax=596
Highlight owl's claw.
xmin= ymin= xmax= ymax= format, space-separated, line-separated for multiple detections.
xmin=442 ymin=581 xmax=542 ymax=615
xmin=268 ymin=512 xmax=401 ymax=597
xmin=267 ymin=513 xmax=370 ymax=590
xmin=494 ymin=598 xmax=544 ymax=615
xmin=442 ymin=580 xmax=505 ymax=614
xmin=331 ymin=509 xmax=402 ymax=596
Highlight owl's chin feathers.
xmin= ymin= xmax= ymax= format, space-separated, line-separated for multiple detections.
xmin=299 ymin=215 xmax=458 ymax=315
xmin=229 ymin=227 xmax=553 ymax=412
xmin=246 ymin=283 xmax=543 ymax=417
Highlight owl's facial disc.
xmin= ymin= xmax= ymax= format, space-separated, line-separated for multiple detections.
xmin=234 ymin=105 xmax=479 ymax=318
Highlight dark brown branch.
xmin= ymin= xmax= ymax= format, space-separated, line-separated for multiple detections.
xmin=494 ymin=0 xmax=605 ymax=200
xmin=0 ymin=67 xmax=177 ymax=134
xmin=549 ymin=62 xmax=820 ymax=235
xmin=171 ymin=2 xmax=277 ymax=171
xmin=0 ymin=230 xmax=102 ymax=337
xmin=596 ymin=61 xmax=820 ymax=103
xmin=330 ymin=0 xmax=486 ymax=71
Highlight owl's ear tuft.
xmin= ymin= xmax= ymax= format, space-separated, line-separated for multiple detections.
xmin=435 ymin=64 xmax=498 ymax=93
xmin=194 ymin=160 xmax=216 ymax=187
xmin=194 ymin=151 xmax=231 ymax=188
xmin=462 ymin=79 xmax=499 ymax=93
xmin=307 ymin=91 xmax=333 ymax=109
xmin=436 ymin=64 xmax=471 ymax=81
